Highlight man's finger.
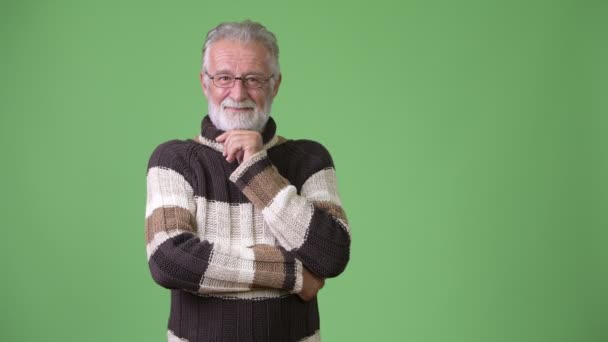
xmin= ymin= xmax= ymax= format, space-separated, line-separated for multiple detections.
xmin=215 ymin=131 xmax=229 ymax=142
xmin=225 ymin=145 xmax=238 ymax=162
xmin=217 ymin=130 xmax=243 ymax=142
xmin=216 ymin=130 xmax=248 ymax=142
xmin=225 ymin=137 xmax=246 ymax=163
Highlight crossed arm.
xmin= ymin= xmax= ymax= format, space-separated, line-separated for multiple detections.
xmin=145 ymin=136 xmax=350 ymax=299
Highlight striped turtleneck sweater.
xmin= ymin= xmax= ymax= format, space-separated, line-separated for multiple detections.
xmin=145 ymin=115 xmax=351 ymax=342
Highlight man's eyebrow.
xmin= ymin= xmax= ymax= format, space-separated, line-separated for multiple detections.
xmin=209 ymin=69 xmax=233 ymax=75
xmin=211 ymin=69 xmax=266 ymax=76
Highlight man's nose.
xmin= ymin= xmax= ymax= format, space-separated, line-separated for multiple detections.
xmin=229 ymin=79 xmax=249 ymax=101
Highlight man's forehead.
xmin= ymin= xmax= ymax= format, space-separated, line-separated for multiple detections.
xmin=207 ymin=39 xmax=271 ymax=72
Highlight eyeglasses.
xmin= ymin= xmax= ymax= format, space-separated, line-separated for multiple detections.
xmin=204 ymin=71 xmax=274 ymax=89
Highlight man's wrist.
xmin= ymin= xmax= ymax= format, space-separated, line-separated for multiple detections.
xmin=243 ymin=146 xmax=263 ymax=162
xmin=229 ymin=149 xmax=269 ymax=183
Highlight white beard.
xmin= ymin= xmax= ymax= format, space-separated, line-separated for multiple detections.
xmin=208 ymin=97 xmax=272 ymax=132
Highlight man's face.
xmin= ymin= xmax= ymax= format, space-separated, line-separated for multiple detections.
xmin=201 ymin=39 xmax=281 ymax=132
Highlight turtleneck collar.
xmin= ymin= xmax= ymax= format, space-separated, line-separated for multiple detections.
xmin=196 ymin=115 xmax=281 ymax=152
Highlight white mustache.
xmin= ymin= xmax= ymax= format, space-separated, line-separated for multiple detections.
xmin=221 ymin=99 xmax=256 ymax=111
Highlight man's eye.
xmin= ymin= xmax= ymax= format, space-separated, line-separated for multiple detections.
xmin=217 ymin=75 xmax=233 ymax=82
xmin=245 ymin=77 xmax=262 ymax=85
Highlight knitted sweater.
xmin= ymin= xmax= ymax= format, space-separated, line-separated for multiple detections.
xmin=145 ymin=115 xmax=351 ymax=342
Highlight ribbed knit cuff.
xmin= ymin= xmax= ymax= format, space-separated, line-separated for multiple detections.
xmin=229 ymin=150 xmax=290 ymax=209
xmin=292 ymin=259 xmax=304 ymax=294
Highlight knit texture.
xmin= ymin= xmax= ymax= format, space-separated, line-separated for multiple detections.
xmin=145 ymin=115 xmax=351 ymax=342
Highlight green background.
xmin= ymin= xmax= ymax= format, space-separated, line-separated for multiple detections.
xmin=1 ymin=0 xmax=606 ymax=341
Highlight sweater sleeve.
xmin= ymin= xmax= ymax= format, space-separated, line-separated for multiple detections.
xmin=145 ymin=141 xmax=303 ymax=294
xmin=229 ymin=142 xmax=351 ymax=278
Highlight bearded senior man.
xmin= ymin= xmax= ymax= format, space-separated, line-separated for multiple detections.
xmin=145 ymin=20 xmax=351 ymax=342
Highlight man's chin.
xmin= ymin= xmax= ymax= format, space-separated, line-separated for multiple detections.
xmin=216 ymin=113 xmax=268 ymax=131
xmin=224 ymin=110 xmax=255 ymax=119
xmin=208 ymin=103 xmax=270 ymax=131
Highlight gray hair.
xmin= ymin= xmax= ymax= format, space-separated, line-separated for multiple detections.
xmin=201 ymin=20 xmax=280 ymax=76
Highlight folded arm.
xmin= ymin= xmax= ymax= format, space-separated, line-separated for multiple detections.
xmin=145 ymin=142 xmax=303 ymax=294
xmin=229 ymin=142 xmax=351 ymax=278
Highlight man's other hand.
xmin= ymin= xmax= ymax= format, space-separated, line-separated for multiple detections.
xmin=298 ymin=267 xmax=325 ymax=302
xmin=216 ymin=130 xmax=263 ymax=164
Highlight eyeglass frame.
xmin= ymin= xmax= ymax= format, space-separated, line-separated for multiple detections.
xmin=204 ymin=71 xmax=274 ymax=89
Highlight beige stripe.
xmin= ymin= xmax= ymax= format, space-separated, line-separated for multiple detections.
xmin=252 ymin=245 xmax=285 ymax=289
xmin=313 ymin=200 xmax=349 ymax=224
xmin=251 ymin=244 xmax=285 ymax=261
xmin=252 ymin=245 xmax=287 ymax=289
xmin=242 ymin=165 xmax=290 ymax=208
xmin=145 ymin=206 xmax=196 ymax=244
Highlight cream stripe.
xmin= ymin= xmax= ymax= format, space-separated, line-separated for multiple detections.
xmin=264 ymin=135 xmax=279 ymax=150
xmin=198 ymin=278 xmax=251 ymax=293
xmin=293 ymin=258 xmax=304 ymax=293
xmin=146 ymin=229 xmax=187 ymax=261
xmin=196 ymin=134 xmax=224 ymax=151
xmin=167 ymin=329 xmax=189 ymax=342
xmin=192 ymin=288 xmax=291 ymax=300
xmin=337 ymin=218 xmax=349 ymax=233
xmin=146 ymin=167 xmax=195 ymax=218
xmin=299 ymin=330 xmax=321 ymax=342
xmin=199 ymin=244 xmax=256 ymax=293
xmin=193 ymin=197 xmax=276 ymax=247
xmin=301 ymin=168 xmax=343 ymax=205
xmin=301 ymin=168 xmax=350 ymax=234
xmin=262 ymin=186 xmax=314 ymax=250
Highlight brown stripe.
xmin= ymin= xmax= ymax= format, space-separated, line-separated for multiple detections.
xmin=145 ymin=206 xmax=197 ymax=244
xmin=313 ymin=201 xmax=348 ymax=224
xmin=241 ymin=166 xmax=289 ymax=208
xmin=252 ymin=245 xmax=287 ymax=289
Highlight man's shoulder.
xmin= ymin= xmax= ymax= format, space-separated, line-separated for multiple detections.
xmin=274 ymin=137 xmax=335 ymax=170
xmin=280 ymin=138 xmax=328 ymax=152
xmin=147 ymin=138 xmax=197 ymax=171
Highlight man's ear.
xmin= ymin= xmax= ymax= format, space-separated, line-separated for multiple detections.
xmin=200 ymin=72 xmax=209 ymax=97
xmin=272 ymin=73 xmax=282 ymax=97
